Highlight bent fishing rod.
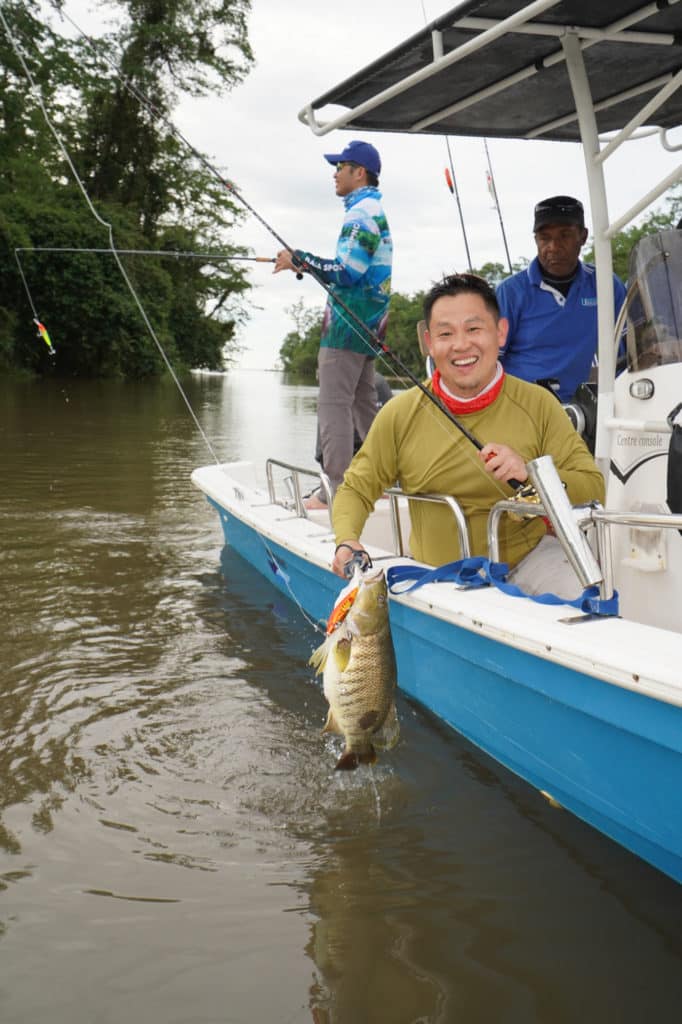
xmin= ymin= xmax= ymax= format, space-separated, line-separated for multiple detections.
xmin=44 ymin=7 xmax=527 ymax=490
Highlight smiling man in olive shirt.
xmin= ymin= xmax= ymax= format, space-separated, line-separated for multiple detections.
xmin=331 ymin=273 xmax=604 ymax=596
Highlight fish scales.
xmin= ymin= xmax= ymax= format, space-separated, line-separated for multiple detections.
xmin=310 ymin=568 xmax=399 ymax=771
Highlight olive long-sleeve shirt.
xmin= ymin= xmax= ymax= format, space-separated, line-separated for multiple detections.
xmin=333 ymin=375 xmax=605 ymax=568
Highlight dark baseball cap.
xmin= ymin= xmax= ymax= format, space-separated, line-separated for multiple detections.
xmin=323 ymin=140 xmax=381 ymax=176
xmin=533 ymin=195 xmax=585 ymax=232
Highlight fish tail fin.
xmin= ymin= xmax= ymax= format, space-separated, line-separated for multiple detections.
xmin=334 ymin=746 xmax=376 ymax=771
xmin=334 ymin=750 xmax=359 ymax=771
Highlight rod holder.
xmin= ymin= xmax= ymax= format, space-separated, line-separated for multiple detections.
xmin=526 ymin=455 xmax=603 ymax=589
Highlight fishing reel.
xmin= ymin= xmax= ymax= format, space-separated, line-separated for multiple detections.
xmin=507 ymin=481 xmax=542 ymax=520
xmin=535 ymin=377 xmax=598 ymax=454
xmin=335 ymin=543 xmax=373 ymax=579
xmin=343 ymin=550 xmax=373 ymax=579
xmin=563 ymin=383 xmax=598 ymax=454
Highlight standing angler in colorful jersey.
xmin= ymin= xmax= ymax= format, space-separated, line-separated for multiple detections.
xmin=496 ymin=195 xmax=627 ymax=403
xmin=275 ymin=140 xmax=393 ymax=508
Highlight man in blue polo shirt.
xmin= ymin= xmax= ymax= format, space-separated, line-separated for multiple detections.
xmin=496 ymin=195 xmax=626 ymax=403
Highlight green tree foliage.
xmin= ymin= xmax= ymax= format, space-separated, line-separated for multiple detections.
xmin=278 ymin=292 xmax=429 ymax=384
xmin=0 ymin=0 xmax=254 ymax=378
xmin=380 ymin=290 xmax=427 ymax=380
xmin=469 ymin=259 xmax=529 ymax=286
xmin=583 ymin=187 xmax=682 ymax=281
xmin=279 ymin=300 xmax=323 ymax=379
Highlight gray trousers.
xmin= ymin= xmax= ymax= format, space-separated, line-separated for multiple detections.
xmin=507 ymin=535 xmax=581 ymax=600
xmin=317 ymin=347 xmax=378 ymax=493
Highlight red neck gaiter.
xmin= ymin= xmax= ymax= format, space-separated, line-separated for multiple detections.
xmin=431 ymin=367 xmax=505 ymax=414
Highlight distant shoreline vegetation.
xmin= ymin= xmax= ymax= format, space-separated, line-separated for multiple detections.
xmin=1 ymin=0 xmax=254 ymax=380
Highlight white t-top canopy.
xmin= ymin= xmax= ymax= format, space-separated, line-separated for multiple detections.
xmin=301 ymin=0 xmax=682 ymax=144
xmin=300 ymin=0 xmax=682 ymax=466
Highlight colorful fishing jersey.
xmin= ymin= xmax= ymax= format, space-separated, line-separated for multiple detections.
xmin=294 ymin=185 xmax=392 ymax=355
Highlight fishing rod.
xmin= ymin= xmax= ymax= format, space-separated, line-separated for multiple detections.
xmin=13 ymin=247 xmax=274 ymax=356
xmin=417 ymin=6 xmax=473 ymax=274
xmin=483 ymin=138 xmax=513 ymax=275
xmin=14 ymin=246 xmax=275 ymax=263
xmin=24 ymin=6 xmax=528 ymax=491
xmin=443 ymin=140 xmax=473 ymax=273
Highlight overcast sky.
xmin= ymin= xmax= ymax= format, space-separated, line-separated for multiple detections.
xmin=64 ymin=1 xmax=681 ymax=369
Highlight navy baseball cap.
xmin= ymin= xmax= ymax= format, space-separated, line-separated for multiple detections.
xmin=323 ymin=140 xmax=381 ymax=176
xmin=533 ymin=195 xmax=585 ymax=232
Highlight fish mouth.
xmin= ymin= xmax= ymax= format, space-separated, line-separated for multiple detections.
xmin=360 ymin=567 xmax=385 ymax=584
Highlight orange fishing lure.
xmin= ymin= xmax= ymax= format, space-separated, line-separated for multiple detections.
xmin=325 ymin=587 xmax=358 ymax=634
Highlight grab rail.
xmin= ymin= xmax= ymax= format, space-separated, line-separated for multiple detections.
xmin=488 ymin=498 xmax=682 ymax=600
xmin=385 ymin=489 xmax=471 ymax=559
xmin=266 ymin=457 xmax=682 ymax=601
xmin=264 ymin=460 xmax=471 ymax=557
xmin=264 ymin=458 xmax=326 ymax=517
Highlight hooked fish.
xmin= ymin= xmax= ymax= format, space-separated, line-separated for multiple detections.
xmin=309 ymin=567 xmax=399 ymax=770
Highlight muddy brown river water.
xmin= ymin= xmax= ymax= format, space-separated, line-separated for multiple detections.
xmin=2 ymin=370 xmax=682 ymax=1024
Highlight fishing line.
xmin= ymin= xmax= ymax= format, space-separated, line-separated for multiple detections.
xmin=13 ymin=246 xmax=272 ymax=332
xmin=53 ymin=3 xmax=524 ymax=495
xmin=0 ymin=4 xmax=221 ymax=465
xmin=262 ymin=541 xmax=326 ymax=635
xmin=13 ymin=248 xmax=39 ymax=320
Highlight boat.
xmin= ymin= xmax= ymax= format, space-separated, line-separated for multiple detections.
xmin=192 ymin=1 xmax=682 ymax=884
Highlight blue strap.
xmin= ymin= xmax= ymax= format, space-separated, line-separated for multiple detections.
xmin=387 ymin=557 xmax=619 ymax=617
xmin=490 ymin=574 xmax=620 ymax=615
xmin=387 ymin=557 xmax=493 ymax=593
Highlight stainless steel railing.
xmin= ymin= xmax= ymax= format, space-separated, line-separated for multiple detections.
xmin=266 ymin=456 xmax=682 ymax=602
xmin=264 ymin=459 xmax=333 ymax=516
xmin=264 ymin=459 xmax=470 ymax=557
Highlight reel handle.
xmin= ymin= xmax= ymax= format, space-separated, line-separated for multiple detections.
xmin=342 ymin=550 xmax=372 ymax=579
